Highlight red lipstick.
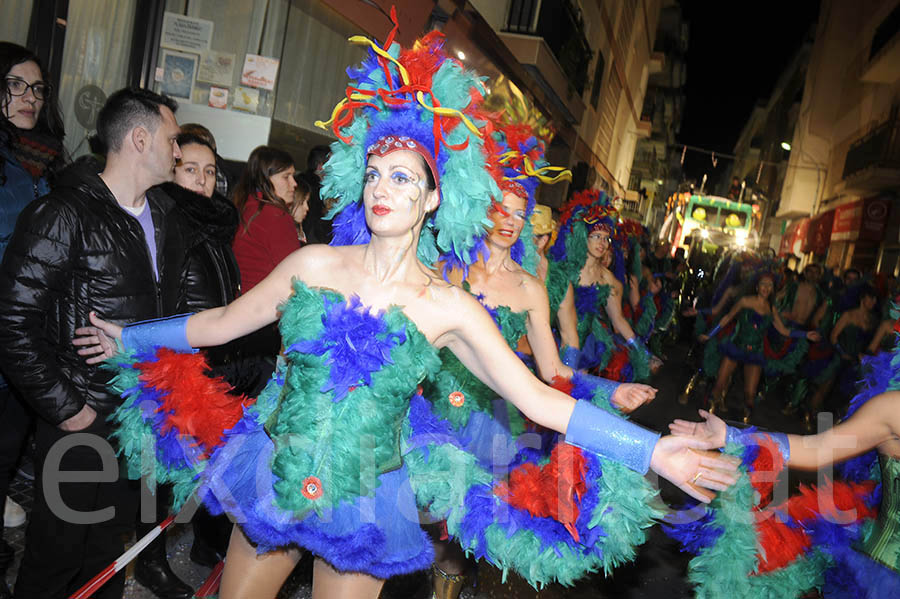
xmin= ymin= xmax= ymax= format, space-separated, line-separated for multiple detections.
xmin=372 ymin=205 xmax=391 ymax=216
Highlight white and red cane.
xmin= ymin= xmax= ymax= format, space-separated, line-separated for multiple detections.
xmin=68 ymin=514 xmax=177 ymax=599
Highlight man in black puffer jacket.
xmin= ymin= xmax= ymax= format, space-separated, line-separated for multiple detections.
xmin=0 ymin=88 xmax=187 ymax=599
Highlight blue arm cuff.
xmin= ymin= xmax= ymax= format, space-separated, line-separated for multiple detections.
xmin=574 ymin=371 xmax=620 ymax=409
xmin=707 ymin=324 xmax=722 ymax=338
xmin=725 ymin=425 xmax=790 ymax=463
xmin=789 ymin=329 xmax=807 ymax=339
xmin=565 ymin=399 xmax=659 ymax=473
xmin=626 ymin=336 xmax=651 ymax=357
xmin=122 ymin=314 xmax=196 ymax=354
xmin=560 ymin=345 xmax=581 ymax=369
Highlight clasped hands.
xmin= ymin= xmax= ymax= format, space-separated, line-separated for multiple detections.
xmin=651 ymin=409 xmax=739 ymax=503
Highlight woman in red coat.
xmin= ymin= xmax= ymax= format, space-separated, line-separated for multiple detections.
xmin=232 ymin=146 xmax=301 ymax=292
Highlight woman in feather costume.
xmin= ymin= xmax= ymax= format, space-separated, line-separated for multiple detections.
xmin=666 ymin=304 xmax=900 ymax=597
xmin=421 ymin=117 xmax=657 ymax=597
xmin=546 ymin=190 xmax=656 ymax=382
xmin=72 ymin=16 xmax=738 ymax=599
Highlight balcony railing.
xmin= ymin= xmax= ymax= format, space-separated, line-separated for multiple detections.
xmin=842 ymin=118 xmax=900 ymax=179
xmin=505 ymin=0 xmax=592 ymax=94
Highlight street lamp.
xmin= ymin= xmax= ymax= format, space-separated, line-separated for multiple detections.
xmin=781 ymin=141 xmax=792 ymax=151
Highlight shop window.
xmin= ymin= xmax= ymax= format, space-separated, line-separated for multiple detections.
xmin=57 ymin=0 xmax=138 ymax=157
xmin=1 ymin=0 xmax=34 ymax=46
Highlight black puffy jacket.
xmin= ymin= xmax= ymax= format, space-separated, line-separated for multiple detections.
xmin=0 ymin=165 xmax=186 ymax=425
xmin=161 ymin=182 xmax=240 ymax=312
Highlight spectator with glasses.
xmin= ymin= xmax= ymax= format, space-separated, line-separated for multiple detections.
xmin=0 ymin=41 xmax=66 ymax=599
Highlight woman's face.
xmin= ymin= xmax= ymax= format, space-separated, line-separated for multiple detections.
xmin=269 ymin=165 xmax=297 ymax=204
xmin=862 ymin=295 xmax=877 ymax=311
xmin=587 ymin=226 xmax=612 ymax=261
xmin=757 ymin=276 xmax=774 ymax=299
xmin=3 ymin=60 xmax=45 ymax=130
xmin=363 ymin=150 xmax=438 ymax=237
xmin=291 ymin=191 xmax=309 ymax=225
xmin=533 ymin=233 xmax=551 ymax=255
xmin=487 ymin=192 xmax=527 ymax=250
xmin=174 ymin=143 xmax=216 ymax=198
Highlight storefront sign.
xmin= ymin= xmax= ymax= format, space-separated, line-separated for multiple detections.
xmin=803 ymin=210 xmax=835 ymax=255
xmin=779 ymin=218 xmax=810 ymax=256
xmin=198 ymin=51 xmax=235 ymax=87
xmin=161 ymin=12 xmax=213 ymax=54
xmin=860 ymin=195 xmax=890 ymax=241
xmin=241 ymin=54 xmax=279 ymax=91
xmin=831 ymin=196 xmax=891 ymax=242
xmin=73 ymin=85 xmax=106 ymax=129
xmin=832 ymin=200 xmax=863 ymax=241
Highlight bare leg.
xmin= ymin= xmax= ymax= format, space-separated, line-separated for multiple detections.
xmin=431 ymin=537 xmax=469 ymax=599
xmin=709 ymin=357 xmax=737 ymax=413
xmin=743 ymin=364 xmax=762 ymax=423
xmin=312 ymin=557 xmax=385 ymax=599
xmin=219 ymin=526 xmax=301 ymax=599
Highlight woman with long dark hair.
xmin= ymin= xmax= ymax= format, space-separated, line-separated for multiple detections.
xmin=232 ymin=145 xmax=300 ymax=292
xmin=0 ymin=42 xmax=66 ymax=598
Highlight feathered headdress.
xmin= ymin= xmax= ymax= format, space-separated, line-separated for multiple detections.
xmin=549 ymin=189 xmax=626 ymax=285
xmin=316 ymin=9 xmax=497 ymax=268
xmin=467 ymin=114 xmax=571 ymax=274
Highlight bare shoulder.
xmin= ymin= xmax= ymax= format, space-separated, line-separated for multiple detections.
xmin=288 ymin=244 xmax=355 ymax=277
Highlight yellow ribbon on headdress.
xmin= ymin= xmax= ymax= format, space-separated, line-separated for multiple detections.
xmin=315 ymin=36 xmax=482 ymax=139
xmin=498 ymin=151 xmax=572 ymax=185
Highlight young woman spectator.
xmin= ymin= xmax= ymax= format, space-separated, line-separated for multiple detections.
xmin=232 ymin=145 xmax=300 ymax=292
xmin=0 ymin=41 xmax=65 ymax=599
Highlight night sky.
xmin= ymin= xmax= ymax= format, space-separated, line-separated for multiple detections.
xmin=676 ymin=0 xmax=820 ymax=184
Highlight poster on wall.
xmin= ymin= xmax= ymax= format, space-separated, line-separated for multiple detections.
xmin=232 ymin=86 xmax=259 ymax=113
xmin=241 ymin=54 xmax=279 ymax=91
xmin=198 ymin=51 xmax=235 ymax=87
xmin=208 ymin=86 xmax=228 ymax=109
xmin=160 ymin=50 xmax=197 ymax=101
xmin=161 ymin=12 xmax=213 ymax=54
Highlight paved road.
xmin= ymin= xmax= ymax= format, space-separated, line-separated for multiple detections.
xmin=5 ymin=332 xmax=828 ymax=598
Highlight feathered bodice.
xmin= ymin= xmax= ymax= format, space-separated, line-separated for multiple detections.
xmin=423 ymin=287 xmax=528 ymax=430
xmin=265 ymin=280 xmax=440 ymax=515
xmin=731 ymin=308 xmax=772 ymax=352
xmin=860 ymin=455 xmax=900 ymax=573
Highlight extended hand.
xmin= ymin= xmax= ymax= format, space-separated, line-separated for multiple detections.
xmin=72 ymin=311 xmax=123 ymax=364
xmin=611 ymin=383 xmax=657 ymax=413
xmin=806 ymin=331 xmax=822 ymax=342
xmin=668 ymin=409 xmax=727 ymax=449
xmin=698 ymin=334 xmax=710 ymax=343
xmin=649 ymin=434 xmax=739 ymax=503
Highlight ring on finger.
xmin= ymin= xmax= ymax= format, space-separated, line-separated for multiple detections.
xmin=691 ymin=471 xmax=702 ymax=485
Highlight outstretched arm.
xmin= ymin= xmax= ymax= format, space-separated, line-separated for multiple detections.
xmin=438 ymin=292 xmax=738 ymax=502
xmin=74 ymin=247 xmax=312 ymax=360
xmin=670 ymin=392 xmax=900 ymax=469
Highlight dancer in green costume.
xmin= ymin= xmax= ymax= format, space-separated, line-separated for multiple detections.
xmin=73 ymin=24 xmax=738 ymax=599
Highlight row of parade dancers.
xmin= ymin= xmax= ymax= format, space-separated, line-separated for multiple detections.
xmin=66 ymin=22 xmax=897 ymax=599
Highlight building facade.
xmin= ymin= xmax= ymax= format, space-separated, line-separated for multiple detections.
xmin=8 ymin=0 xmax=665 ymax=212
xmin=626 ymin=0 xmax=688 ymax=229
xmin=777 ymin=0 xmax=900 ymax=275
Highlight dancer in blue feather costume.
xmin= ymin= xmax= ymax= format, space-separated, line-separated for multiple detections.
xmin=72 ymin=17 xmax=739 ymax=599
